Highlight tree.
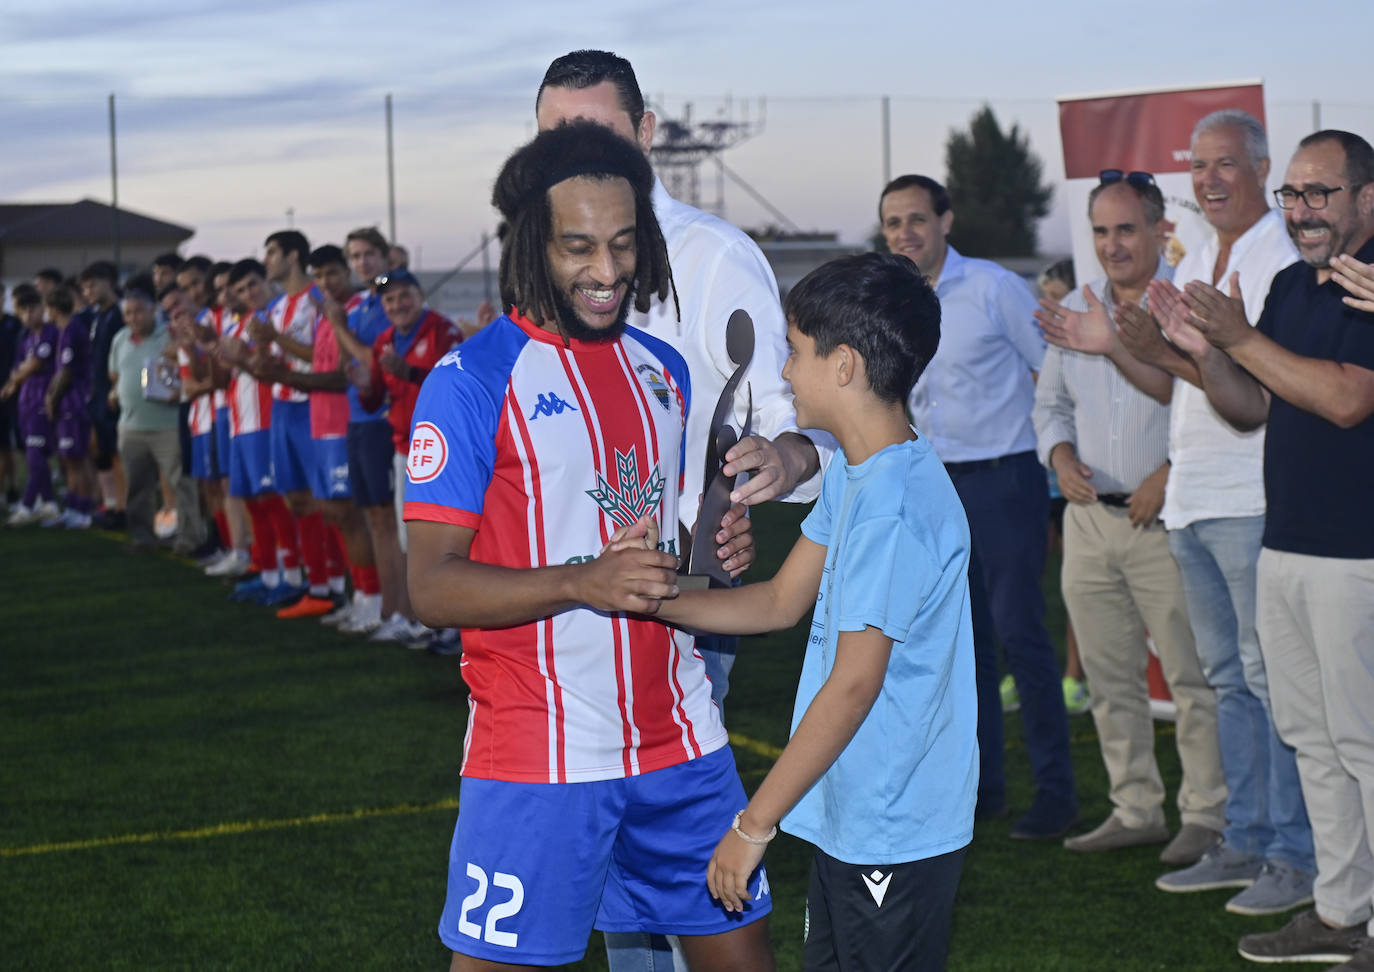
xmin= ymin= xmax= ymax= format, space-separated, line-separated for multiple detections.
xmin=944 ymin=105 xmax=1052 ymax=258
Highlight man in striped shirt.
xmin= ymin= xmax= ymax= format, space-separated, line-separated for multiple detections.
xmin=405 ymin=122 xmax=770 ymax=970
xmin=1033 ymin=173 xmax=1225 ymax=864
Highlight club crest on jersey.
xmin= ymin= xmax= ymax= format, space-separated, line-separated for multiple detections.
xmin=529 ymin=392 xmax=578 ymax=420
xmin=586 ymin=446 xmax=665 ymax=528
xmin=635 ymin=363 xmax=672 ymax=411
xmin=408 ymin=421 xmax=448 ymax=483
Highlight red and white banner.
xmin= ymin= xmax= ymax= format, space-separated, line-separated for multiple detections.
xmin=1058 ymin=81 xmax=1266 ymax=290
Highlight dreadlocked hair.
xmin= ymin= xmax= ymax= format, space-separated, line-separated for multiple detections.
xmin=492 ymin=119 xmax=678 ymax=327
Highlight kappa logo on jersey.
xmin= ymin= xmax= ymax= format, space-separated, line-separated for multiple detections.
xmin=635 ymin=363 xmax=672 ymax=412
xmin=861 ymin=869 xmax=891 ymax=908
xmin=528 ymin=392 xmax=578 ymax=420
xmin=408 ymin=421 xmax=448 ymax=483
xmin=586 ymin=446 xmax=665 ymax=529
xmin=436 ymin=347 xmax=463 ymax=370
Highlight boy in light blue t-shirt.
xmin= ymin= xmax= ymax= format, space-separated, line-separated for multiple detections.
xmin=621 ymin=252 xmax=977 ymax=970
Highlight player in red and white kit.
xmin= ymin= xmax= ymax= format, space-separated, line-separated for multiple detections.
xmin=405 ymin=122 xmax=770 ymax=970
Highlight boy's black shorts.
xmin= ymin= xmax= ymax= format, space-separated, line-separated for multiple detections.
xmin=803 ymin=844 xmax=967 ymax=972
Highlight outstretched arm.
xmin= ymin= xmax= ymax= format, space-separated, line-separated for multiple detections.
xmin=708 ymin=623 xmax=892 ymax=912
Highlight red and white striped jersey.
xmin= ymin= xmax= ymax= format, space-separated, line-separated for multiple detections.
xmin=403 ymin=312 xmax=719 ymax=784
xmin=177 ymin=345 xmax=214 ymax=436
xmin=226 ymin=310 xmax=274 ymax=437
xmin=200 ymin=306 xmax=230 ymax=412
xmin=268 ymin=285 xmax=318 ymax=403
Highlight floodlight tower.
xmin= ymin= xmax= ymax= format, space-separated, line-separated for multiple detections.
xmin=649 ymin=97 xmax=765 ymax=217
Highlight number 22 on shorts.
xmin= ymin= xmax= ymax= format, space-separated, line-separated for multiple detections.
xmin=457 ymin=862 xmax=525 ymax=948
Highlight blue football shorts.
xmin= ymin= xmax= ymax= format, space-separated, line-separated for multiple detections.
xmin=438 ymin=744 xmax=770 ymax=965
xmin=269 ymin=399 xmax=313 ymax=495
xmin=191 ymin=431 xmax=215 ymax=481
xmin=310 ymin=435 xmax=351 ymax=501
xmin=214 ymin=407 xmax=231 ymax=480
xmin=229 ymin=428 xmax=274 ymax=498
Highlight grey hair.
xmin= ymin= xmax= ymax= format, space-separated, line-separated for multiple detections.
xmin=1191 ymin=109 xmax=1269 ymax=167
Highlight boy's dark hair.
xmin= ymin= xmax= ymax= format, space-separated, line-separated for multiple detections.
xmin=784 ymin=252 xmax=941 ymax=404
xmin=492 ymin=120 xmax=676 ymax=326
xmin=12 ymin=283 xmax=42 ymax=309
xmin=265 ymin=230 xmax=310 ymax=271
xmin=35 ymin=267 xmax=64 ymax=285
xmin=345 ymin=226 xmax=389 ymax=255
xmin=79 ymin=260 xmax=118 ymax=285
xmin=308 ymin=244 xmax=347 ymax=271
xmin=156 ymin=282 xmax=182 ymax=302
xmin=538 ymin=50 xmax=645 ymax=132
xmin=44 ymin=286 xmax=76 ymax=316
xmin=227 ymin=259 xmax=266 ymax=287
xmin=153 ymin=252 xmax=184 ymax=271
xmin=209 ymin=260 xmax=233 ymax=281
xmin=878 ymin=174 xmax=952 ymax=218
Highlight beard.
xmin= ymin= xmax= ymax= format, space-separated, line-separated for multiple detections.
xmin=549 ymin=281 xmax=634 ymax=344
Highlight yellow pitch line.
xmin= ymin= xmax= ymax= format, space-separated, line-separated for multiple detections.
xmin=1 ymin=797 xmax=461 ymax=858
xmin=729 ymin=731 xmax=784 ymax=760
xmin=6 ymin=739 xmax=791 ymax=859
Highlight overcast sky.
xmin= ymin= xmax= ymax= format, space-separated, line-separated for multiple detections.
xmin=5 ymin=0 xmax=1374 ymax=272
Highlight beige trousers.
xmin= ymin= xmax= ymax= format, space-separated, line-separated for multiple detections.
xmin=1258 ymin=548 xmax=1374 ymax=931
xmin=1062 ymin=502 xmax=1226 ymax=830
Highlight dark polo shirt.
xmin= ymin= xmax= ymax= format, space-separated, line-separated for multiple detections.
xmin=1257 ymin=235 xmax=1374 ymax=558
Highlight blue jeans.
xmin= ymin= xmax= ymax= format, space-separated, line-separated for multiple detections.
xmin=1168 ymin=516 xmax=1314 ymax=871
xmin=604 ymin=933 xmax=686 ymax=972
xmin=948 ymin=451 xmax=1076 ymax=813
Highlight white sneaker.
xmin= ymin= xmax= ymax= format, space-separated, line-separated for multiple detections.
xmin=65 ymin=511 xmax=93 ymax=529
xmin=403 ymin=620 xmax=434 ymax=649
xmin=205 ymin=549 xmax=251 ymax=577
xmin=340 ymin=596 xmax=383 ymax=635
xmin=154 ymin=509 xmax=178 ymax=539
xmin=320 ymin=597 xmax=355 ymax=627
xmin=7 ymin=504 xmax=37 ymax=526
xmin=369 ymin=613 xmax=412 ymax=643
xmin=40 ymin=507 xmax=68 ymax=527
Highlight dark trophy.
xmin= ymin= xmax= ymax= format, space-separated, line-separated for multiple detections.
xmin=680 ymin=309 xmax=755 ymax=590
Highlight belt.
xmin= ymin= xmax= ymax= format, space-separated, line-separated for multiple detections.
xmin=1097 ymin=493 xmax=1130 ymax=508
xmin=943 ymin=450 xmax=1036 ymax=476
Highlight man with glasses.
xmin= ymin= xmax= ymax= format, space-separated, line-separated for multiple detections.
xmin=1034 ymin=171 xmax=1226 ymax=863
xmin=880 ymin=173 xmax=1078 ymax=842
xmin=1161 ymin=130 xmax=1374 ymax=969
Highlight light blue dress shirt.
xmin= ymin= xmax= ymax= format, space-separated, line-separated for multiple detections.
xmin=907 ymin=247 xmax=1044 ymax=463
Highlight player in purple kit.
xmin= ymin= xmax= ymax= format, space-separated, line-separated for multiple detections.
xmin=79 ymin=260 xmax=126 ymax=528
xmin=43 ymin=286 xmax=97 ymax=528
xmin=1 ymin=284 xmax=61 ymax=525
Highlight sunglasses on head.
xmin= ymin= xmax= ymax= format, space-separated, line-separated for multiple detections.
xmin=1099 ymin=169 xmax=1157 ymax=189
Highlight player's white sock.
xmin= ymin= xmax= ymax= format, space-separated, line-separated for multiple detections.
xmin=261 ymin=568 xmax=282 ymax=589
xmin=328 ymin=574 xmax=346 ymax=596
xmin=281 ymin=565 xmax=303 ymax=587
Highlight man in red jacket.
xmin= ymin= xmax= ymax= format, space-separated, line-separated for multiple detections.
xmin=351 ymin=267 xmax=460 ymax=643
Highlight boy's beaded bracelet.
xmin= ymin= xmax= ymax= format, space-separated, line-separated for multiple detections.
xmin=732 ymin=810 xmax=778 ymax=845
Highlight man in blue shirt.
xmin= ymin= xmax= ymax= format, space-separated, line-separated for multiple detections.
xmin=880 ymin=174 xmax=1077 ymax=840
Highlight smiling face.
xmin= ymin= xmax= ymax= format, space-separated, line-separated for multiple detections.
xmin=1191 ymin=125 xmax=1270 ymax=237
xmin=880 ymin=186 xmax=952 ymax=281
xmin=380 ymin=283 xmax=423 ymax=332
xmin=1282 ymin=139 xmax=1374 ymax=278
xmin=232 ymin=273 xmax=272 ymax=314
xmin=544 ymin=175 xmax=637 ymax=342
xmin=311 ymin=263 xmax=352 ymax=304
xmin=1090 ymin=183 xmax=1163 ymax=295
xmin=781 ymin=319 xmax=834 ymax=431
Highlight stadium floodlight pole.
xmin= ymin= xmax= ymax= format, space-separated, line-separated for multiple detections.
xmin=879 ymin=96 xmax=890 ymax=189
xmin=109 ymin=92 xmax=121 ymax=275
xmin=385 ymin=93 xmax=397 ymax=246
